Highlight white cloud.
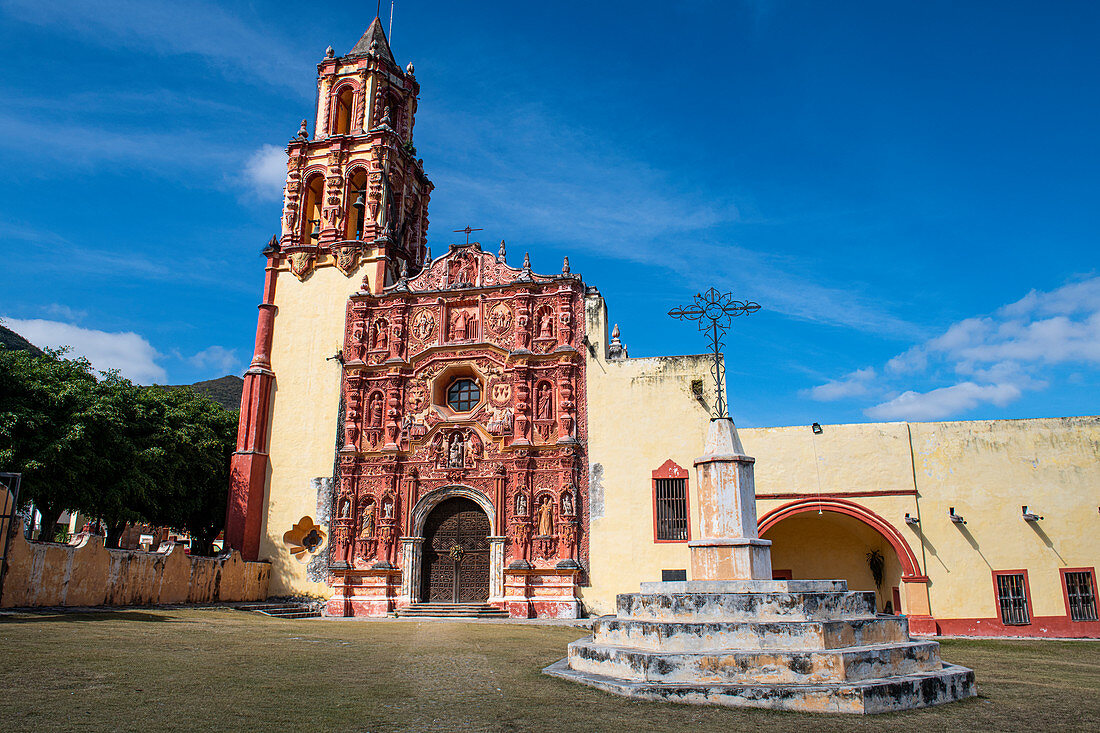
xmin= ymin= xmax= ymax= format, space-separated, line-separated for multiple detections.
xmin=188 ymin=346 xmax=240 ymax=373
xmin=241 ymin=145 xmax=287 ymax=201
xmin=864 ymin=382 xmax=1022 ymax=421
xmin=805 ymin=276 xmax=1100 ymax=420
xmin=42 ymin=303 xmax=87 ymax=322
xmin=2 ymin=318 xmax=165 ymax=384
xmin=802 ymin=367 xmax=876 ymax=401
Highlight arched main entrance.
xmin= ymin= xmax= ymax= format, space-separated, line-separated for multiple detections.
xmin=420 ymin=497 xmax=491 ymax=603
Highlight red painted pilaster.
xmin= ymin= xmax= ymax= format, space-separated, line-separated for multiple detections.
xmin=226 ymin=243 xmax=280 ymax=561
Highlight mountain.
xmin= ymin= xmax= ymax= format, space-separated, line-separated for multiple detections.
xmin=175 ymin=375 xmax=244 ymax=411
xmin=0 ymin=323 xmax=43 ymax=356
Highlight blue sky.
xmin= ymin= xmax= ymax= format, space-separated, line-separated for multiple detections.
xmin=1 ymin=0 xmax=1097 ymax=427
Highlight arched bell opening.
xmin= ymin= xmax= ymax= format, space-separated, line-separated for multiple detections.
xmin=301 ymin=173 xmax=324 ymax=246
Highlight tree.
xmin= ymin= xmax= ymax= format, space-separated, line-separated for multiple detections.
xmin=0 ymin=347 xmax=99 ymax=539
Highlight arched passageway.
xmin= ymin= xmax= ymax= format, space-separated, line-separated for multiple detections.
xmin=760 ymin=505 xmax=910 ymax=614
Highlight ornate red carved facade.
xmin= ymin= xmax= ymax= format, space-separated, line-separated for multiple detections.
xmin=327 ymin=243 xmax=589 ymax=618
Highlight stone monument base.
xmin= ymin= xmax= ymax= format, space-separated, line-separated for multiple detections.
xmin=544 ymin=579 xmax=975 ymax=714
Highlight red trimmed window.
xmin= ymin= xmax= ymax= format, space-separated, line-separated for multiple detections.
xmin=652 ymin=459 xmax=690 ymax=542
xmin=993 ymin=570 xmax=1032 ymax=625
xmin=1062 ymin=568 xmax=1099 ymax=622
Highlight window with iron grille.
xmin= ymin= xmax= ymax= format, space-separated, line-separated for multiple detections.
xmin=1064 ymin=571 xmax=1099 ymax=622
xmin=654 ymin=477 xmax=689 ymax=541
xmin=995 ymin=573 xmax=1030 ymax=625
xmin=446 ymin=379 xmax=480 ymax=412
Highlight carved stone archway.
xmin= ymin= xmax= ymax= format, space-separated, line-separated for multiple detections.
xmin=399 ymin=485 xmax=505 ymax=606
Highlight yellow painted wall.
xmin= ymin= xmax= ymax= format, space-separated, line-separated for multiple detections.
xmin=581 ymin=292 xmax=712 ymax=615
xmin=261 ymin=260 xmax=379 ymax=596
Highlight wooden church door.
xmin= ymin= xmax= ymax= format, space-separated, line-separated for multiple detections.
xmin=421 ymin=497 xmax=490 ymax=603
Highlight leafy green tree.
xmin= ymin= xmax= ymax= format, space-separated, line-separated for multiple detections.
xmin=0 ymin=347 xmax=104 ymax=539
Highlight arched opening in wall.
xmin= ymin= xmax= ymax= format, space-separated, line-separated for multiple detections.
xmin=301 ymin=174 xmax=324 ymax=246
xmin=332 ymin=86 xmax=354 ymax=135
xmin=761 ymin=510 xmax=905 ymax=614
xmin=345 ymin=168 xmax=369 ymax=241
xmin=421 ymin=497 xmax=490 ymax=603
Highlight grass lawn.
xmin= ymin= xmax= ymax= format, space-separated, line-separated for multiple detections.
xmin=0 ymin=608 xmax=1097 ymax=732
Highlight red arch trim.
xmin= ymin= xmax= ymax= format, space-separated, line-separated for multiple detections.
xmin=758 ymin=497 xmax=922 ymax=578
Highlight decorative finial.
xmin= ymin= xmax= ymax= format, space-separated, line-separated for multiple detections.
xmin=400 ymin=259 xmax=409 ymax=279
xmin=562 ymin=256 xmax=570 ymax=274
xmin=369 ymin=39 xmax=379 ymax=53
xmin=380 ymin=105 xmax=392 ymax=126
xmin=406 ymin=62 xmax=415 ymax=75
xmin=325 ymin=46 xmax=334 ymax=59
xmin=498 ymin=239 xmax=506 ymax=261
xmin=297 ymin=119 xmax=308 ymax=139
xmin=425 ymin=245 xmax=432 ymax=261
xmin=523 ymin=252 xmax=531 ymax=269
xmin=608 ymin=323 xmax=626 ymax=360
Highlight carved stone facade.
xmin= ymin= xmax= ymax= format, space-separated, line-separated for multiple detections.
xmin=326 ymin=242 xmax=588 ymax=618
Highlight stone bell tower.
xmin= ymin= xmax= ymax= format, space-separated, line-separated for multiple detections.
xmin=226 ymin=18 xmax=433 ymax=567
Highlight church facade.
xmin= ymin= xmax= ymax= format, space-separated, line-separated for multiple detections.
xmin=226 ymin=21 xmax=1100 ymax=636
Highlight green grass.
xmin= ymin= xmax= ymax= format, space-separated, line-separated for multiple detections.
xmin=0 ymin=609 xmax=1096 ymax=732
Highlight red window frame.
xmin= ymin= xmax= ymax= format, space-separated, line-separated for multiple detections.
xmin=1060 ymin=567 xmax=1100 ymax=622
xmin=992 ymin=569 xmax=1033 ymax=625
xmin=652 ymin=459 xmax=690 ymax=543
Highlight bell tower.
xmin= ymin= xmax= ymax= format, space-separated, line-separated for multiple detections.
xmin=282 ymin=16 xmax=433 ymax=289
xmin=226 ymin=18 xmax=432 ymax=564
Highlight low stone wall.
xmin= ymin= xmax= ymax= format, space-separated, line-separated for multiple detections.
xmin=0 ymin=520 xmax=269 ymax=608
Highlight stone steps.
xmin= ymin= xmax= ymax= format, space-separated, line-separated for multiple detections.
xmin=544 ymin=658 xmax=976 ymax=715
xmin=237 ymin=602 xmax=322 ymax=619
xmin=592 ymin=615 xmax=910 ymax=652
xmin=617 ymin=590 xmax=878 ymax=623
xmin=567 ymin=639 xmax=943 ymax=685
xmin=395 ymin=603 xmax=508 ymax=618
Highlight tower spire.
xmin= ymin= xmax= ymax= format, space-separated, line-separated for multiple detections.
xmin=348 ymin=16 xmax=398 ymax=69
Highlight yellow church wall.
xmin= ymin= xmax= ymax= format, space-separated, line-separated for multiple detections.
xmin=581 ymin=293 xmax=712 ymax=615
xmin=260 ymin=261 xmax=379 ymax=597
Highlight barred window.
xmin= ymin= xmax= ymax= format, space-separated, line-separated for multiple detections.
xmin=996 ymin=573 xmax=1030 ymax=625
xmin=446 ymin=379 xmax=480 ymax=412
xmin=1064 ymin=571 xmax=1099 ymax=622
xmin=655 ymin=478 xmax=689 ymax=541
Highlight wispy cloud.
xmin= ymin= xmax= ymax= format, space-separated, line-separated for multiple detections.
xmin=804 ymin=276 xmax=1100 ymax=420
xmin=241 ymin=144 xmax=287 ymax=201
xmin=2 ymin=317 xmax=165 ymax=384
xmin=188 ymin=345 xmax=240 ymax=373
xmin=0 ymin=0 xmax=314 ymax=97
xmin=423 ymin=103 xmax=921 ymax=338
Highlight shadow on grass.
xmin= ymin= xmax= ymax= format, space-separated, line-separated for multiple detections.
xmin=0 ymin=610 xmax=173 ymax=623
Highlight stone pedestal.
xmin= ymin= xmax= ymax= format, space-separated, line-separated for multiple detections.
xmin=547 ymin=418 xmax=975 ymax=713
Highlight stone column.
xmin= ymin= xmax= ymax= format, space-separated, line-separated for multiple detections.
xmin=399 ymin=536 xmax=423 ymax=605
xmin=688 ymin=418 xmax=773 ymax=581
xmin=488 ymin=536 xmax=506 ymax=605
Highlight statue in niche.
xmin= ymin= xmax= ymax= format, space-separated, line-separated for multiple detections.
xmin=428 ymin=432 xmax=444 ymax=463
xmin=360 ymin=504 xmax=375 ymax=537
xmin=338 ymin=498 xmax=350 ymax=519
xmin=538 ymin=309 xmax=553 ymax=338
xmin=515 ymin=492 xmax=528 ymax=516
xmin=351 ymin=320 xmax=365 ymax=359
xmin=536 ymin=496 xmax=554 ymax=536
xmin=450 ymin=310 xmax=469 ymax=341
xmin=562 ymin=491 xmax=574 ymax=516
xmin=536 ymin=383 xmax=553 ymax=420
xmin=369 ymin=393 xmax=384 ymax=428
xmin=382 ymin=497 xmax=394 ymax=520
xmin=448 ymin=434 xmax=465 ymax=468
xmin=466 ymin=431 xmax=483 ymax=463
xmin=372 ymin=321 xmax=388 ymax=351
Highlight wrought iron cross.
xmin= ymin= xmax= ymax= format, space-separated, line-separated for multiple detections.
xmin=452 ymin=226 xmax=483 ymax=245
xmin=669 ymin=288 xmax=760 ymax=419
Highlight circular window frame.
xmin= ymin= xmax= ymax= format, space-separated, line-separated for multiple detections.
xmin=446 ymin=378 xmax=481 ymax=413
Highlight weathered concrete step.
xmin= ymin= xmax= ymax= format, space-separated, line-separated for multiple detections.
xmin=543 ymin=658 xmax=976 ymax=715
xmin=592 ymin=616 xmax=909 ymax=652
xmin=638 ymin=580 xmax=848 ymax=594
xmin=395 ymin=603 xmax=508 ymax=618
xmin=566 ymin=639 xmax=943 ymax=685
xmin=237 ymin=603 xmax=301 ymax=611
xmin=617 ymin=591 xmax=877 ymax=623
xmin=262 ymin=611 xmax=322 ymax=619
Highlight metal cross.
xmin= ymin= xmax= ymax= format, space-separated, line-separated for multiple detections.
xmin=669 ymin=287 xmax=760 ymax=419
xmin=452 ymin=226 xmax=483 ymax=245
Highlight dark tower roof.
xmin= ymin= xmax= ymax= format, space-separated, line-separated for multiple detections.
xmin=348 ymin=16 xmax=398 ymax=69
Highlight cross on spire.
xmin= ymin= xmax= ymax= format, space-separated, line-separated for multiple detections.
xmin=452 ymin=226 xmax=483 ymax=245
xmin=669 ymin=287 xmax=760 ymax=419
